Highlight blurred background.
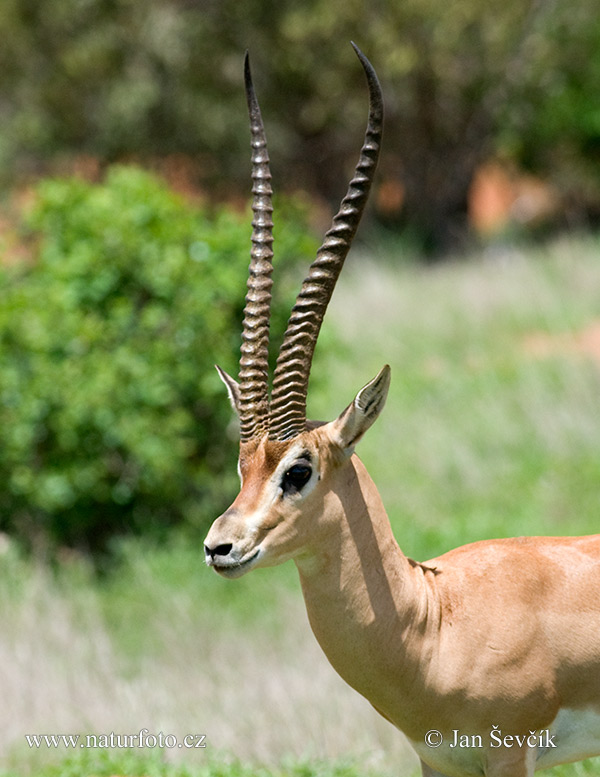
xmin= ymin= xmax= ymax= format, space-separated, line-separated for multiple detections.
xmin=2 ymin=0 xmax=600 ymax=250
xmin=0 ymin=2 xmax=599 ymax=776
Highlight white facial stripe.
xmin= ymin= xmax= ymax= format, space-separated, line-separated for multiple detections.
xmin=270 ymin=442 xmax=319 ymax=498
xmin=244 ymin=509 xmax=267 ymax=536
xmin=240 ymin=442 xmax=320 ymax=537
xmin=241 ymin=449 xmax=305 ymax=535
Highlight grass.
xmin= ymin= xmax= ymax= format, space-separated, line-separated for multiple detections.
xmin=0 ymin=747 xmax=393 ymax=777
xmin=1 ymin=233 xmax=600 ymax=777
xmin=0 ymin=542 xmax=414 ymax=777
xmin=312 ymin=234 xmax=600 ymax=559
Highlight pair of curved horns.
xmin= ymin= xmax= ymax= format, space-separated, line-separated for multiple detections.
xmin=231 ymin=43 xmax=383 ymax=442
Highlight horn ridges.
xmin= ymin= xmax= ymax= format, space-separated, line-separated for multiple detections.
xmin=269 ymin=44 xmax=383 ymax=441
xmin=238 ymin=52 xmax=274 ymax=442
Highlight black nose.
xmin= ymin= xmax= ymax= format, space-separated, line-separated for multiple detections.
xmin=204 ymin=543 xmax=233 ymax=561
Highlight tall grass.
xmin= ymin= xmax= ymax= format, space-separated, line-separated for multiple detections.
xmin=0 ymin=541 xmax=416 ymax=776
xmin=311 ymin=235 xmax=600 ymax=561
xmin=2 ymin=234 xmax=600 ymax=776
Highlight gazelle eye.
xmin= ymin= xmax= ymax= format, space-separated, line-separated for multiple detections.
xmin=282 ymin=461 xmax=312 ymax=494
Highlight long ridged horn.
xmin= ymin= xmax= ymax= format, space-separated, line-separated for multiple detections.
xmin=268 ymin=43 xmax=383 ymax=440
xmin=238 ymin=52 xmax=274 ymax=442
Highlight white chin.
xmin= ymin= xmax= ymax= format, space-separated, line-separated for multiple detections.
xmin=212 ymin=549 xmax=260 ymax=578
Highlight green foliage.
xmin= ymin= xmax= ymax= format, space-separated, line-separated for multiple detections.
xmin=0 ymin=166 xmax=317 ymax=552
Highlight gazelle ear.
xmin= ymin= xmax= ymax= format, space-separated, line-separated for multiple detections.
xmin=327 ymin=365 xmax=391 ymax=454
xmin=215 ymin=365 xmax=241 ymax=416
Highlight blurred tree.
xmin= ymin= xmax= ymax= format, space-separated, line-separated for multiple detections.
xmin=0 ymin=0 xmax=599 ymax=251
xmin=0 ymin=167 xmax=317 ymax=553
xmin=498 ymin=3 xmax=600 ymax=227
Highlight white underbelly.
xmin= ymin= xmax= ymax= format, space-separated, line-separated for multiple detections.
xmin=535 ymin=706 xmax=600 ymax=769
xmin=405 ymin=708 xmax=600 ymax=777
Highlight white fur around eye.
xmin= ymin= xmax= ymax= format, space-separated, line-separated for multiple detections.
xmin=272 ymin=445 xmax=319 ymax=500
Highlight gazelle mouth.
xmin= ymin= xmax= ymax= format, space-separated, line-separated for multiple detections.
xmin=211 ymin=549 xmax=261 ymax=579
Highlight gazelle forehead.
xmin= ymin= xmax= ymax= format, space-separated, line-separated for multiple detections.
xmin=238 ymin=436 xmax=314 ymax=480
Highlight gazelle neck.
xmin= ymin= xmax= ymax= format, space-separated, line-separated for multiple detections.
xmin=294 ymin=454 xmax=436 ymax=737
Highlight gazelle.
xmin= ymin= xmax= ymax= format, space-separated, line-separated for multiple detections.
xmin=204 ymin=45 xmax=600 ymax=777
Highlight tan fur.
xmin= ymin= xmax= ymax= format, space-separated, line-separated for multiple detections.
xmin=205 ymin=400 xmax=600 ymax=777
xmin=204 ymin=47 xmax=600 ymax=777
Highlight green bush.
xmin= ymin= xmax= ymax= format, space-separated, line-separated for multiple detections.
xmin=0 ymin=166 xmax=317 ymax=553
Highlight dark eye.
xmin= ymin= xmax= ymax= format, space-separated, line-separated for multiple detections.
xmin=282 ymin=461 xmax=312 ymax=494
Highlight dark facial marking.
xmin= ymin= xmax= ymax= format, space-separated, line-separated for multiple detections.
xmin=282 ymin=452 xmax=312 ymax=495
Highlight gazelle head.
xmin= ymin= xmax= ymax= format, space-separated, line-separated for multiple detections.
xmin=204 ymin=44 xmax=389 ymax=578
